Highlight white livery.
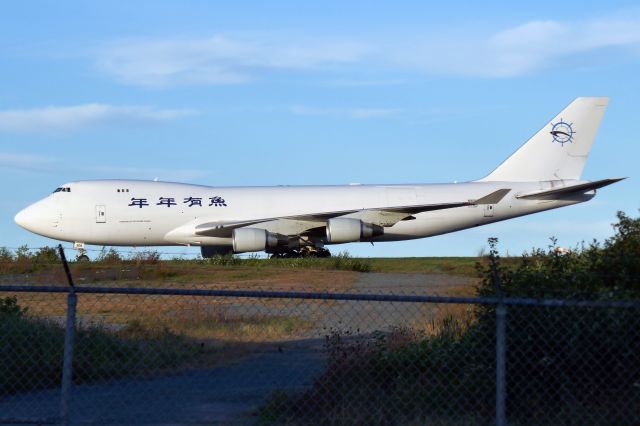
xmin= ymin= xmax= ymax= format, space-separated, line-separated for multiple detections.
xmin=15 ymin=98 xmax=623 ymax=257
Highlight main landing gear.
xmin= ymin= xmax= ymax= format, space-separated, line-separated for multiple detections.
xmin=270 ymin=246 xmax=331 ymax=259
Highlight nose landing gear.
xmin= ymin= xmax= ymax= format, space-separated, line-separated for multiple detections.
xmin=73 ymin=241 xmax=90 ymax=262
xmin=76 ymin=252 xmax=90 ymax=262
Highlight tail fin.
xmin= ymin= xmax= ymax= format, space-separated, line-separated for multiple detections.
xmin=479 ymin=97 xmax=609 ymax=182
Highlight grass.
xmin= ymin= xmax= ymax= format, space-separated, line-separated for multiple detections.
xmin=0 ymin=296 xmax=204 ymax=395
xmin=5 ymin=292 xmax=315 ymax=342
xmin=0 ymin=255 xmax=485 ymax=290
xmin=129 ymin=311 xmax=313 ymax=342
xmin=1 ymin=294 xmax=313 ymax=396
xmin=367 ymin=257 xmax=482 ymax=275
xmin=0 ymin=245 xmax=490 ymax=278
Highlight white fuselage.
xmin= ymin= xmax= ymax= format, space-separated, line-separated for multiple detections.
xmin=15 ymin=179 xmax=593 ymax=248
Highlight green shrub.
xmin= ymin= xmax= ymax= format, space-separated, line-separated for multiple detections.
xmin=0 ymin=296 xmax=27 ymax=316
xmin=0 ymin=245 xmax=61 ymax=273
xmin=96 ymin=247 xmax=123 ymax=263
xmin=331 ymin=251 xmax=372 ymax=272
xmin=0 ymin=297 xmax=201 ymax=395
xmin=258 ymin=210 xmax=640 ymax=423
xmin=33 ymin=246 xmax=60 ymax=265
xmin=129 ymin=250 xmax=160 ymax=265
xmin=14 ymin=245 xmax=30 ymax=260
xmin=0 ymin=247 xmax=13 ymax=263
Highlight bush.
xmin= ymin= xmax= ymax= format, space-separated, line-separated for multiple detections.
xmin=96 ymin=247 xmax=123 ymax=263
xmin=259 ymin=210 xmax=640 ymax=423
xmin=33 ymin=246 xmax=60 ymax=265
xmin=476 ymin=211 xmax=640 ymax=300
xmin=469 ymin=213 xmax=640 ymax=422
xmin=0 ymin=247 xmax=13 ymax=263
xmin=0 ymin=296 xmax=27 ymax=316
xmin=0 ymin=297 xmax=201 ymax=395
xmin=0 ymin=245 xmax=61 ymax=273
xmin=331 ymin=251 xmax=372 ymax=272
xmin=129 ymin=250 xmax=160 ymax=265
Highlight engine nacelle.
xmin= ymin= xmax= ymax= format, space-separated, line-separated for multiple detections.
xmin=201 ymin=245 xmax=234 ymax=258
xmin=326 ymin=218 xmax=384 ymax=244
xmin=232 ymin=228 xmax=282 ymax=253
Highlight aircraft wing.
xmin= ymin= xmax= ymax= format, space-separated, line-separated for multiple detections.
xmin=515 ymin=178 xmax=625 ymax=200
xmin=194 ymin=188 xmax=511 ymax=237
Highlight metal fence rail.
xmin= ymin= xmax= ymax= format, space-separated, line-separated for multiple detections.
xmin=1 ymin=251 xmax=640 ymax=424
xmin=4 ymin=284 xmax=640 ymax=308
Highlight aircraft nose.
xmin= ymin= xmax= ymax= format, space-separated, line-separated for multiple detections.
xmin=14 ymin=207 xmax=31 ymax=229
xmin=14 ymin=198 xmax=61 ymax=237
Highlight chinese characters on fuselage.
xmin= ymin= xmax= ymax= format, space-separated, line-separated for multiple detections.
xmin=128 ymin=196 xmax=227 ymax=208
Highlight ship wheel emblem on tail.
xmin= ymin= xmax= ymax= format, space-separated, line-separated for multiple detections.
xmin=550 ymin=119 xmax=575 ymax=146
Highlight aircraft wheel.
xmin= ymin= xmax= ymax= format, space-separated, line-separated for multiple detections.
xmin=318 ymin=248 xmax=331 ymax=258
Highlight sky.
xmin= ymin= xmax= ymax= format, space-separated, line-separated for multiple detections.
xmin=1 ymin=1 xmax=639 ymax=258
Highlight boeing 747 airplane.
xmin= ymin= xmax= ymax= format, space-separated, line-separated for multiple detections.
xmin=15 ymin=97 xmax=623 ymax=258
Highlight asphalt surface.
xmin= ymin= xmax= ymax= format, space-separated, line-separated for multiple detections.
xmin=1 ymin=339 xmax=325 ymax=425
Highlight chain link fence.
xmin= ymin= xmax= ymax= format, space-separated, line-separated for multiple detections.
xmin=1 ymin=254 xmax=639 ymax=424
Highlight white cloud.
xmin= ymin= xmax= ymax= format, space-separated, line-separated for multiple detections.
xmin=389 ymin=15 xmax=640 ymax=77
xmin=290 ymin=105 xmax=400 ymax=119
xmin=0 ymin=104 xmax=197 ymax=134
xmin=93 ymin=13 xmax=640 ymax=85
xmin=0 ymin=152 xmax=59 ymax=173
xmin=0 ymin=151 xmax=208 ymax=181
xmin=97 ymin=35 xmax=370 ymax=87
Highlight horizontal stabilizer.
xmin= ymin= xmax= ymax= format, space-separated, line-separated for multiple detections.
xmin=474 ymin=188 xmax=512 ymax=205
xmin=516 ymin=178 xmax=625 ymax=200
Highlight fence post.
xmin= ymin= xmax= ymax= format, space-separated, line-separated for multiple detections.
xmin=488 ymin=238 xmax=507 ymax=426
xmin=58 ymin=245 xmax=76 ymax=426
xmin=496 ymin=301 xmax=507 ymax=426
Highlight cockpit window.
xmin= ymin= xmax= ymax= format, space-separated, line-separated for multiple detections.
xmin=53 ymin=187 xmax=71 ymax=193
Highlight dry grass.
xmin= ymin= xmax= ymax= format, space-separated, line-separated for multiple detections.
xmin=4 ymin=257 xmax=479 ymax=348
xmin=7 ymin=292 xmax=317 ymax=342
xmin=2 ymin=263 xmax=358 ymax=290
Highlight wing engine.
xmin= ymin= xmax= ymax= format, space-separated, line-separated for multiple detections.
xmin=325 ymin=218 xmax=384 ymax=243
